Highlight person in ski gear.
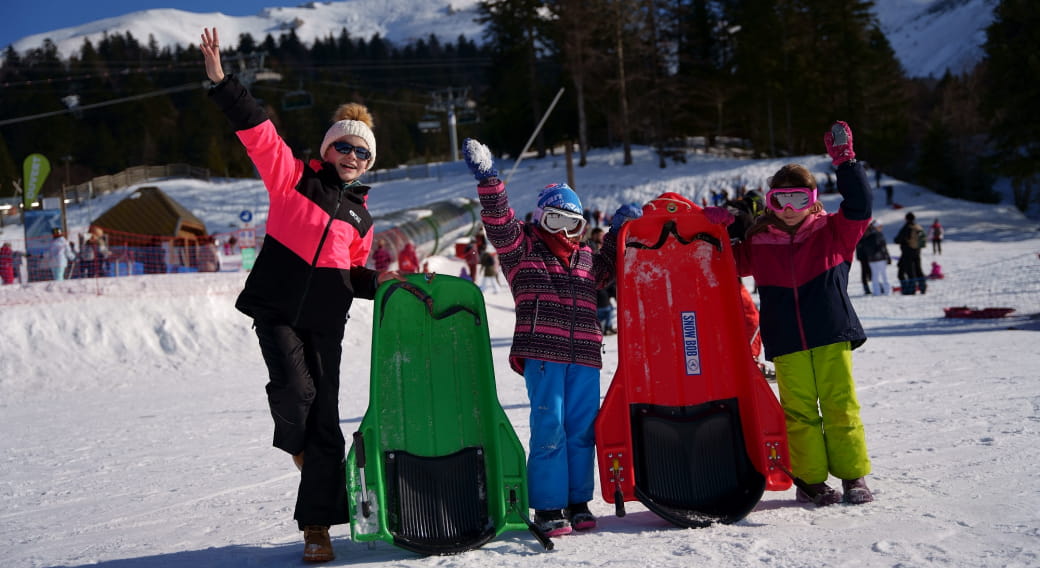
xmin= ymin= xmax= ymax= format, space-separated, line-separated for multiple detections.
xmin=894 ymin=211 xmax=927 ymax=295
xmin=477 ymin=249 xmax=502 ymax=293
xmin=715 ymin=121 xmax=875 ymax=506
xmin=859 ymin=220 xmax=892 ymax=295
xmin=201 ymin=27 xmax=403 ymax=564
xmin=0 ymin=242 xmax=16 ymax=285
xmin=45 ymin=228 xmax=75 ymax=281
xmin=929 ymin=218 xmax=944 ymax=255
xmin=372 ymin=239 xmax=392 ymax=270
xmin=586 ymin=228 xmax=617 ymax=335
xmin=396 ymin=241 xmax=419 ymax=273
xmin=462 ymin=138 xmax=635 ymax=537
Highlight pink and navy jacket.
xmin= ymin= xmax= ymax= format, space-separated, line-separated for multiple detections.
xmin=210 ymin=75 xmax=379 ymax=331
xmin=478 ymin=180 xmax=617 ymax=375
xmin=733 ymin=161 xmax=872 ymax=361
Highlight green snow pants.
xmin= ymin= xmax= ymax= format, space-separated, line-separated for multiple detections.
xmin=773 ymin=341 xmax=871 ymax=483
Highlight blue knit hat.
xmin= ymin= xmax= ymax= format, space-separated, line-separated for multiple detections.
xmin=535 ymin=183 xmax=583 ymax=221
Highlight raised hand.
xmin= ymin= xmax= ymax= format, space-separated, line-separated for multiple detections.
xmin=611 ymin=202 xmax=643 ymax=231
xmin=824 ymin=121 xmax=856 ymax=166
xmin=200 ymin=28 xmax=225 ymax=84
xmin=462 ymin=138 xmax=499 ymax=182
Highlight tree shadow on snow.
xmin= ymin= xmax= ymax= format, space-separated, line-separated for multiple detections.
xmin=862 ymin=312 xmax=1040 ymax=337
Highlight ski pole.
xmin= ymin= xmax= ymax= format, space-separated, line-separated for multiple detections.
xmin=352 ymin=431 xmax=372 ymax=518
xmin=503 ymin=87 xmax=565 ymax=186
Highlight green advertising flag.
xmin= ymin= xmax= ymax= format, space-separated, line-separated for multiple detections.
xmin=23 ymin=153 xmax=51 ymax=208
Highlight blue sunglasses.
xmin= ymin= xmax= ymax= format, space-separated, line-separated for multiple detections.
xmin=332 ymin=141 xmax=372 ymax=161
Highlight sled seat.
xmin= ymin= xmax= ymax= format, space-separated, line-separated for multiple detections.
xmin=385 ymin=446 xmax=495 ymax=555
xmin=630 ymin=398 xmax=765 ymax=527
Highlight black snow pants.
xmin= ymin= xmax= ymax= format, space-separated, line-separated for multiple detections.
xmin=254 ymin=320 xmax=349 ymax=529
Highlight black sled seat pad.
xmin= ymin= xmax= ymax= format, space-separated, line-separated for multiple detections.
xmin=385 ymin=446 xmax=495 ymax=555
xmin=631 ymin=399 xmax=765 ymax=527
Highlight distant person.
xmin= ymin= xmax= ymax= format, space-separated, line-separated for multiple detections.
xmin=201 ymin=27 xmax=402 ymax=564
xmin=463 ymin=237 xmax=481 ymax=281
xmin=587 ymin=228 xmax=616 ymax=335
xmin=884 ymin=185 xmax=893 ymax=206
xmin=929 ymin=261 xmax=944 ymax=280
xmin=463 ymin=137 xmax=638 ymax=536
xmin=894 ymin=212 xmax=927 ymax=295
xmin=854 ymin=230 xmax=873 ymax=295
xmin=860 ymin=221 xmax=892 ymax=295
xmin=80 ymin=226 xmax=110 ymax=278
xmin=396 ymin=242 xmax=419 ymax=273
xmin=929 ymin=218 xmax=943 ymax=255
xmin=478 ymin=249 xmax=502 ymax=293
xmin=0 ymin=242 xmax=15 ymax=285
xmin=711 ymin=121 xmax=875 ymax=506
xmin=372 ymin=239 xmax=392 ymax=270
xmin=45 ymin=228 xmax=75 ymax=281
xmin=197 ymin=236 xmax=221 ymax=272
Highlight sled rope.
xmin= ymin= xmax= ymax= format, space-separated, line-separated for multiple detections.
xmin=626 ymin=221 xmax=722 ymax=252
xmin=380 ymin=281 xmax=482 ymax=325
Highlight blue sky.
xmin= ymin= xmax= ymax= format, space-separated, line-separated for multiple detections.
xmin=2 ymin=1 xmax=275 ymax=50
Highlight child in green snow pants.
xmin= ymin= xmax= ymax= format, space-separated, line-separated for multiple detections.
xmin=773 ymin=341 xmax=871 ymax=483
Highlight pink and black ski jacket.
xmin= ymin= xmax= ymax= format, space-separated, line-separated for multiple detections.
xmin=477 ymin=180 xmax=617 ymax=375
xmin=733 ymin=161 xmax=872 ymax=361
xmin=210 ymin=75 xmax=379 ymax=331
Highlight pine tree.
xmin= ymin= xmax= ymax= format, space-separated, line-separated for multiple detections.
xmin=982 ymin=0 xmax=1040 ymax=212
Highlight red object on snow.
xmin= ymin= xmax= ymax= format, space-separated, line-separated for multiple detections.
xmin=943 ymin=307 xmax=1016 ymax=319
xmin=594 ymin=192 xmax=791 ymax=528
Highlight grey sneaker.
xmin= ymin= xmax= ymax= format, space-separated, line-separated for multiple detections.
xmin=842 ymin=477 xmax=874 ymax=505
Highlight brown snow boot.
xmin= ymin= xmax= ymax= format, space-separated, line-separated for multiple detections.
xmin=842 ymin=477 xmax=875 ymax=505
xmin=302 ymin=525 xmax=334 ymax=563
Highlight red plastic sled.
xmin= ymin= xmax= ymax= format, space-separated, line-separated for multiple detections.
xmin=595 ymin=193 xmax=792 ymax=528
xmin=943 ymin=306 xmax=1015 ymax=319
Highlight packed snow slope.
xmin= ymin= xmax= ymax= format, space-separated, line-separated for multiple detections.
xmin=1 ymin=146 xmax=1039 ymax=567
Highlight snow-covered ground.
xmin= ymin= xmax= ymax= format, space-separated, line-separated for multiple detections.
xmin=2 ymin=146 xmax=1039 ymax=567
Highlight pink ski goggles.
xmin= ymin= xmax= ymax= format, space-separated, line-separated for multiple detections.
xmin=766 ymin=187 xmax=818 ymax=212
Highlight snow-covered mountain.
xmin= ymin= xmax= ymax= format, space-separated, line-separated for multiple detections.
xmin=6 ymin=0 xmax=994 ymax=79
xmin=6 ymin=0 xmax=486 ymax=59
xmin=873 ymin=0 xmax=997 ymax=77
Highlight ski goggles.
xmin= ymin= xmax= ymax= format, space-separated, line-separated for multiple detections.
xmin=540 ymin=207 xmax=587 ymax=238
xmin=765 ymin=187 xmax=817 ymax=212
xmin=332 ymin=141 xmax=372 ymax=161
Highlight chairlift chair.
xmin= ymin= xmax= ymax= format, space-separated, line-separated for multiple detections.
xmin=283 ymin=86 xmax=313 ymax=111
xmin=418 ymin=114 xmax=441 ymax=133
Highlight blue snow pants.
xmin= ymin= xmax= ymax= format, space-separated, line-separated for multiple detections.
xmin=523 ymin=360 xmax=600 ymax=510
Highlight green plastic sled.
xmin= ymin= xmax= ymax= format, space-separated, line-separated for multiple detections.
xmin=346 ymin=274 xmax=550 ymax=554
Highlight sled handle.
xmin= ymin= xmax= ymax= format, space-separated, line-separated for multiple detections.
xmin=352 ymin=431 xmax=372 ymax=518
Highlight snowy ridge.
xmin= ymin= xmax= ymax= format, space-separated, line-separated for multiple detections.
xmin=8 ymin=0 xmax=485 ymax=61
xmin=6 ymin=0 xmax=994 ymax=79
xmin=1 ymin=144 xmax=1039 ymax=567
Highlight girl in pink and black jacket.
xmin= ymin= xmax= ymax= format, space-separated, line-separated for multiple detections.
xmin=717 ymin=122 xmax=875 ymax=508
xmin=202 ymin=28 xmax=401 ymax=563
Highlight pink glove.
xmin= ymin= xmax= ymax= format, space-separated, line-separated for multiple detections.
xmin=824 ymin=120 xmax=856 ymax=166
xmin=703 ymin=206 xmax=735 ymax=226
